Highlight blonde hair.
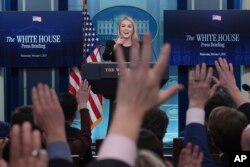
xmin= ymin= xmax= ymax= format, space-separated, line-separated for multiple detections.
xmin=117 ymin=16 xmax=138 ymax=40
xmin=135 ymin=150 xmax=166 ymax=167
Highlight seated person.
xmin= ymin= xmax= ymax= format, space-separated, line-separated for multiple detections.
xmin=141 ymin=108 xmax=168 ymax=147
xmin=59 ymin=80 xmax=92 ymax=166
xmin=137 ymin=129 xmax=163 ymax=158
xmin=208 ymin=106 xmax=248 ymax=166
xmin=2 ymin=105 xmax=43 ymax=162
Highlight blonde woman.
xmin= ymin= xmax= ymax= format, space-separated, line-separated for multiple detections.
xmin=102 ymin=16 xmax=139 ymax=62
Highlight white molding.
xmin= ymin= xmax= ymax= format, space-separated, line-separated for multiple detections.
xmin=191 ymin=0 xmax=195 ymax=10
xmin=51 ymin=0 xmax=54 ymax=11
xmin=219 ymin=0 xmax=223 ymax=10
xmin=22 ymin=0 xmax=26 ymax=11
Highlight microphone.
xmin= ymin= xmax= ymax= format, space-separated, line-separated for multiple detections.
xmin=242 ymin=84 xmax=250 ymax=91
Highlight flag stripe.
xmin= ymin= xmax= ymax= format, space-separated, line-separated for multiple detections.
xmin=95 ymin=46 xmax=102 ymax=62
xmin=97 ymin=94 xmax=102 ymax=103
xmin=69 ymin=84 xmax=77 ymax=95
xmin=90 ymin=91 xmax=102 ymax=111
xmin=87 ymin=101 xmax=96 ymax=123
xmin=70 ymin=72 xmax=80 ymax=86
xmin=88 ymin=93 xmax=102 ymax=118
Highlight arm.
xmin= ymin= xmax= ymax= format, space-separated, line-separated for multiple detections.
xmin=185 ymin=63 xmax=216 ymax=167
xmin=32 ymin=84 xmax=72 ymax=163
xmin=76 ymin=80 xmax=91 ymax=137
xmin=215 ymin=58 xmax=247 ymax=107
xmin=178 ymin=143 xmax=203 ymax=167
xmin=75 ymin=80 xmax=91 ymax=154
xmin=95 ymin=33 xmax=183 ymax=167
xmin=79 ymin=109 xmax=91 ymax=141
xmin=0 ymin=123 xmax=48 ymax=167
xmin=102 ymin=40 xmax=116 ymax=61
xmin=215 ymin=58 xmax=250 ymax=121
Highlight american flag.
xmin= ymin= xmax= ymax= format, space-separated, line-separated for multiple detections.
xmin=32 ymin=16 xmax=42 ymax=22
xmin=212 ymin=15 xmax=221 ymax=21
xmin=69 ymin=10 xmax=103 ymax=128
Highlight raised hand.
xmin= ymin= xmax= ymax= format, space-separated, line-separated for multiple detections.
xmin=32 ymin=83 xmax=66 ymax=143
xmin=114 ymin=36 xmax=125 ymax=49
xmin=215 ymin=57 xmax=247 ymax=107
xmin=188 ymin=63 xmax=214 ymax=108
xmin=0 ymin=123 xmax=47 ymax=167
xmin=215 ymin=57 xmax=236 ymax=91
xmin=76 ymin=79 xmax=91 ymax=109
xmin=178 ymin=143 xmax=203 ymax=167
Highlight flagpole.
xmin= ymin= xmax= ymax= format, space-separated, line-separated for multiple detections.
xmin=82 ymin=0 xmax=87 ymax=55
xmin=82 ymin=0 xmax=88 ymax=74
xmin=83 ymin=0 xmax=88 ymax=11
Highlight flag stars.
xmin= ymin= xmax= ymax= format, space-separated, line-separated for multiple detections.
xmin=83 ymin=11 xmax=100 ymax=55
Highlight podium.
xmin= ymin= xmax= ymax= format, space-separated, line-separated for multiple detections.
xmin=82 ymin=62 xmax=169 ymax=129
xmin=82 ymin=62 xmax=169 ymax=100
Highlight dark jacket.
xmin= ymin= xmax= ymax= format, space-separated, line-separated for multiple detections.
xmin=66 ymin=108 xmax=92 ymax=167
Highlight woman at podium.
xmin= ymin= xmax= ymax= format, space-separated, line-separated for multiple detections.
xmin=102 ymin=16 xmax=139 ymax=62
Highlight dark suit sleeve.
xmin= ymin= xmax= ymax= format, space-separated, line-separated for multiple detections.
xmin=87 ymin=159 xmax=130 ymax=167
xmin=184 ymin=123 xmax=215 ymax=167
xmin=102 ymin=40 xmax=116 ymax=62
xmin=79 ymin=108 xmax=91 ymax=139
xmin=74 ymin=108 xmax=91 ymax=155
xmin=238 ymin=102 xmax=250 ymax=122
xmin=67 ymin=109 xmax=92 ymax=156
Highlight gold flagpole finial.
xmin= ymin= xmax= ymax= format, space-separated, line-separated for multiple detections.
xmin=82 ymin=0 xmax=88 ymax=11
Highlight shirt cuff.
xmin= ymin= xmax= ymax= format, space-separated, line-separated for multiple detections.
xmin=186 ymin=108 xmax=205 ymax=125
xmin=97 ymin=134 xmax=137 ymax=167
xmin=47 ymin=141 xmax=72 ymax=162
